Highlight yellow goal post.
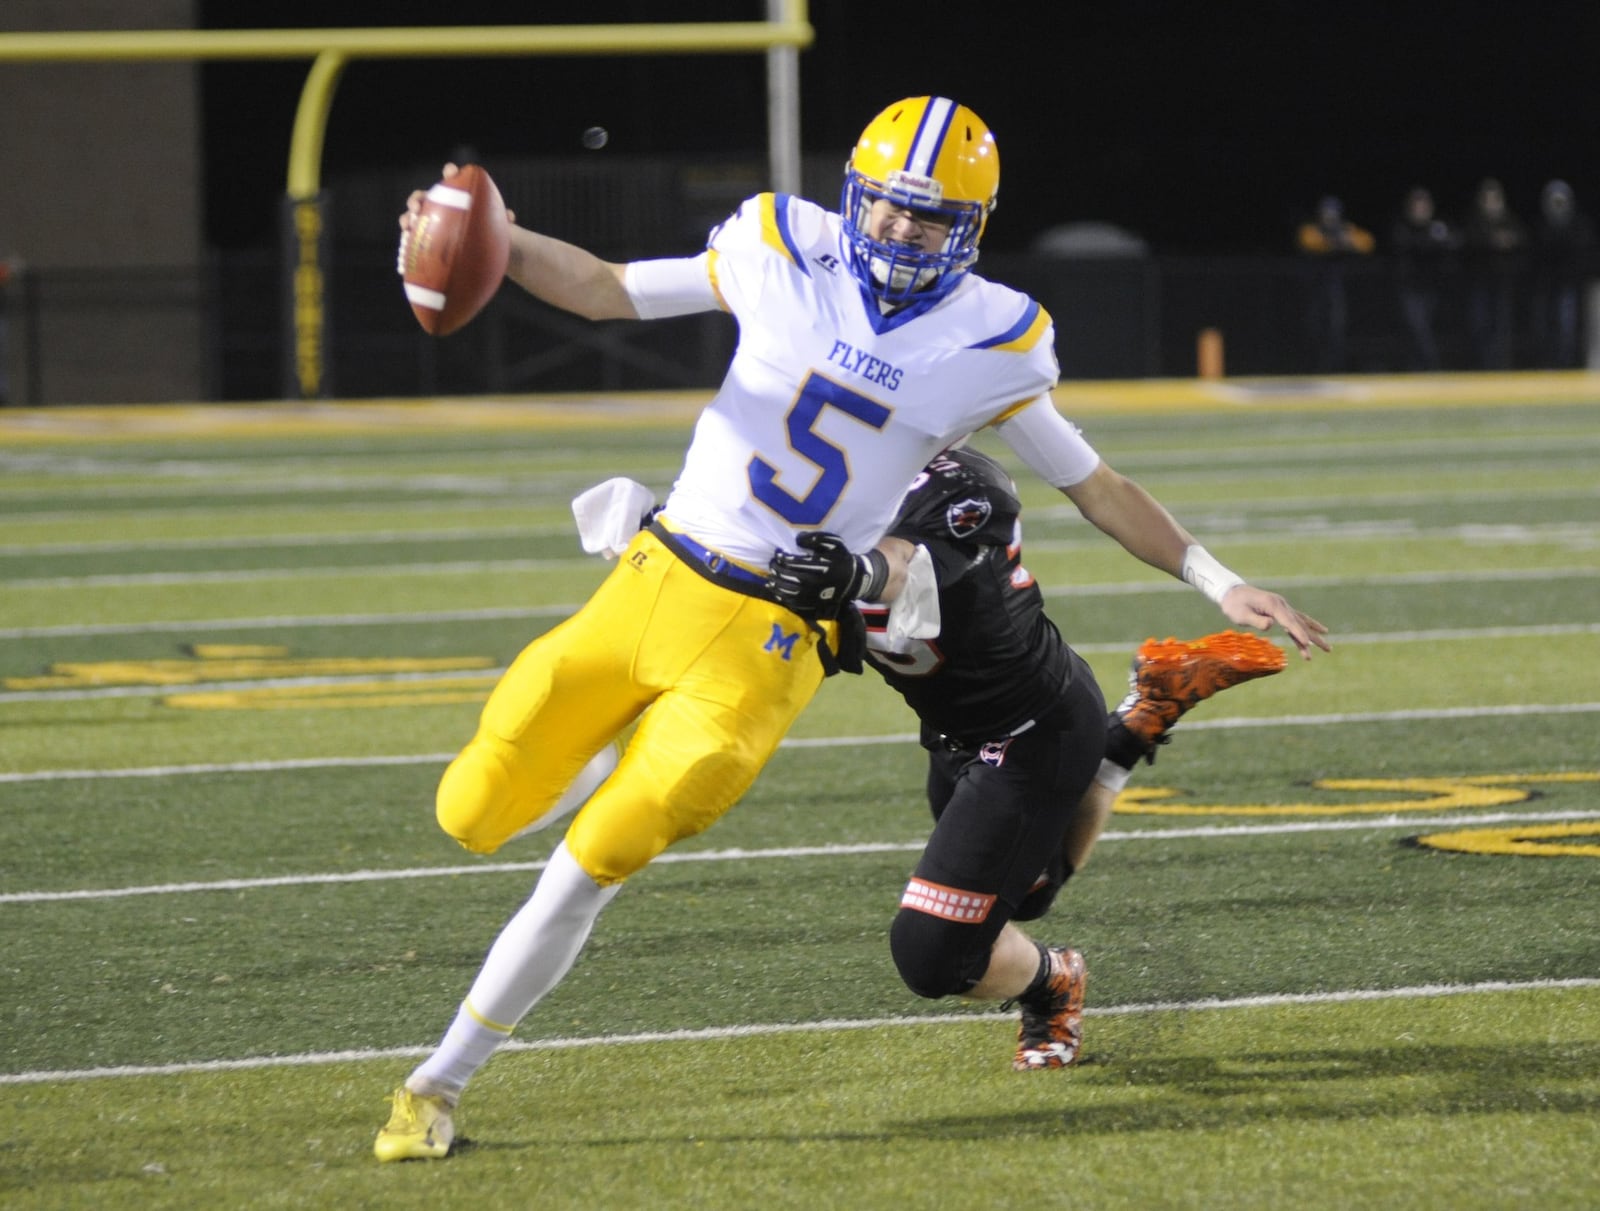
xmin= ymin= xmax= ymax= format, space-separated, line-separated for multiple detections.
xmin=0 ymin=4 xmax=814 ymax=399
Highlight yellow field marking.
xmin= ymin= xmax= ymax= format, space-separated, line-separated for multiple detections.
xmin=3 ymin=372 xmax=1595 ymax=443
xmin=4 ymin=654 xmax=495 ymax=690
xmin=1056 ymin=370 xmax=1600 ymax=415
xmin=1441 ymin=771 xmax=1600 ymax=786
xmin=188 ymin=644 xmax=289 ymax=659
xmin=0 ymin=395 xmax=708 ymax=443
xmin=164 ymin=675 xmax=497 ymax=710
xmin=1117 ymin=772 xmax=1600 ymax=817
xmin=1414 ymin=821 xmax=1600 ymax=858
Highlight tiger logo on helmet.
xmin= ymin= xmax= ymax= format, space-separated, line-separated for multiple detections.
xmin=841 ymin=96 xmax=1000 ymax=308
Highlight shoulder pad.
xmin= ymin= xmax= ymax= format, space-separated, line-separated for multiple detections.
xmin=707 ymin=192 xmax=832 ymax=266
xmin=891 ymin=447 xmax=1021 ymax=546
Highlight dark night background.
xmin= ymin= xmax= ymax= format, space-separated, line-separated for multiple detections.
xmin=196 ymin=0 xmax=1600 ymax=259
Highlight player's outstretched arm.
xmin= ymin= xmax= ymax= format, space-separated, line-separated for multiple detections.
xmin=504 ymin=224 xmax=635 ymax=321
xmin=1062 ymin=463 xmax=1330 ymax=659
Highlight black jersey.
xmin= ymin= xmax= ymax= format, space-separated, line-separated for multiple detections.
xmin=859 ymin=447 xmax=1079 ymax=741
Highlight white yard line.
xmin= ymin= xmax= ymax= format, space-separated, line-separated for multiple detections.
xmin=2 ymin=976 xmax=1593 ymax=1086
xmin=0 ymin=752 xmax=462 ymax=782
xmin=3 ymin=531 xmax=1600 ymax=588
xmin=5 ymin=516 xmax=1595 ymax=559
xmin=4 ymin=695 xmax=1600 ymax=773
xmin=0 ymin=605 xmax=571 ymax=640
xmin=4 ymin=808 xmax=1598 ymax=905
xmin=0 ymin=524 xmax=565 ymax=556
xmin=3 ymin=601 xmax=1600 ymax=645
xmin=5 ymin=557 xmax=590 ymax=590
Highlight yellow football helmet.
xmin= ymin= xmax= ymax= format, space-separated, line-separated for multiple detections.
xmin=841 ymin=96 xmax=1000 ymax=305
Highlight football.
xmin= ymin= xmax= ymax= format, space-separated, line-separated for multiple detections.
xmin=398 ymin=164 xmax=511 ymax=336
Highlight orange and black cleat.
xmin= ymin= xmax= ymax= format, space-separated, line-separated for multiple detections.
xmin=1012 ymin=946 xmax=1088 ymax=1070
xmin=1116 ymin=631 xmax=1287 ymax=755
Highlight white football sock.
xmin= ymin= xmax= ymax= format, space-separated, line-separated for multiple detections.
xmin=408 ymin=840 xmax=620 ymax=1099
xmin=406 ymin=1004 xmax=510 ymax=1103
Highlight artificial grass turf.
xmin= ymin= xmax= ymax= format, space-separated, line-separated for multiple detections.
xmin=5 ymin=393 xmax=1597 ymax=1208
xmin=3 ymin=987 xmax=1594 ymax=1211
xmin=5 ymin=775 xmax=1595 ymax=1074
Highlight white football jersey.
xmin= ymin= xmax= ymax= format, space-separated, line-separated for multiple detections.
xmin=655 ymin=192 xmax=1074 ymax=564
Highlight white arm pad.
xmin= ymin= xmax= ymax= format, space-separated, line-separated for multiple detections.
xmin=1181 ymin=544 xmax=1246 ymax=604
xmin=884 ymin=543 xmax=941 ymax=646
xmin=622 ymin=254 xmax=721 ymax=319
xmin=992 ymin=397 xmax=1103 ymax=488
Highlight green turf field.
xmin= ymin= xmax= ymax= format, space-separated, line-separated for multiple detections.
xmin=2 ymin=380 xmax=1597 ymax=1210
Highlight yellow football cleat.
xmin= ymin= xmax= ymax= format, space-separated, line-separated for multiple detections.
xmin=374 ymin=1086 xmax=455 ymax=1162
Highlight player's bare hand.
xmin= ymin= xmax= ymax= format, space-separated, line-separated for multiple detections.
xmin=400 ymin=162 xmax=516 ymax=231
xmin=399 ymin=163 xmax=456 ymax=232
xmin=1220 ymin=586 xmax=1331 ymax=659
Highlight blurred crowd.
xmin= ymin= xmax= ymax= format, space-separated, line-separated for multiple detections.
xmin=1296 ymin=178 xmax=1596 ymax=373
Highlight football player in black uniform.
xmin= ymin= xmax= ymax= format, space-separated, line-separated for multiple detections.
xmin=767 ymin=447 xmax=1296 ymax=1069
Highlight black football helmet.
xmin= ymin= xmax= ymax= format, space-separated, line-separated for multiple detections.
xmin=891 ymin=446 xmax=1021 ymax=546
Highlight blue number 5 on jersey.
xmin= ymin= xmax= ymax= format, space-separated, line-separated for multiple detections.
xmin=748 ymin=373 xmax=892 ymax=526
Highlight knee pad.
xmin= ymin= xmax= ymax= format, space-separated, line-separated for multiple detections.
xmin=889 ymin=908 xmax=991 ymax=1000
xmin=439 ymin=732 xmax=627 ymax=856
xmin=565 ymin=741 xmax=760 ymax=885
xmin=435 ymin=732 xmax=523 ymax=855
xmin=562 ymin=825 xmax=656 ymax=888
xmin=563 ymin=786 xmax=677 ymax=886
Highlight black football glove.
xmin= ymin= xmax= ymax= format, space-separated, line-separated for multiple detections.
xmin=766 ymin=531 xmax=889 ymax=619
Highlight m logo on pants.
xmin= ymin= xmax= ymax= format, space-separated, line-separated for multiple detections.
xmin=764 ymin=625 xmax=800 ymax=661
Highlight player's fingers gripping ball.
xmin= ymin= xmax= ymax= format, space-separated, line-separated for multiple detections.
xmin=397 ymin=163 xmax=511 ymax=336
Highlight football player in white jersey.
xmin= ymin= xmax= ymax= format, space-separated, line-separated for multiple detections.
xmin=377 ymin=96 xmax=1330 ymax=1161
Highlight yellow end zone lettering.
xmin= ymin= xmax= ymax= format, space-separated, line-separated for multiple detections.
xmin=1117 ymin=771 xmax=1600 ymax=861
xmin=1413 ymin=822 xmax=1600 ymax=858
xmin=1115 ymin=776 xmax=1546 ymax=817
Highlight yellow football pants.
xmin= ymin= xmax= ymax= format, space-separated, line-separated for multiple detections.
xmin=435 ymin=527 xmax=829 ymax=884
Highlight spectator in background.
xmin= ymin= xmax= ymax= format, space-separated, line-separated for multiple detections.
xmin=1529 ymin=179 xmax=1595 ymax=368
xmin=1296 ymin=195 xmax=1375 ymax=372
xmin=1460 ymin=178 xmax=1527 ymax=369
xmin=1389 ymin=187 xmax=1457 ymax=371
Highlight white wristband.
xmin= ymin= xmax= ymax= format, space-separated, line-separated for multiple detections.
xmin=1181 ymin=544 xmax=1245 ymax=605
